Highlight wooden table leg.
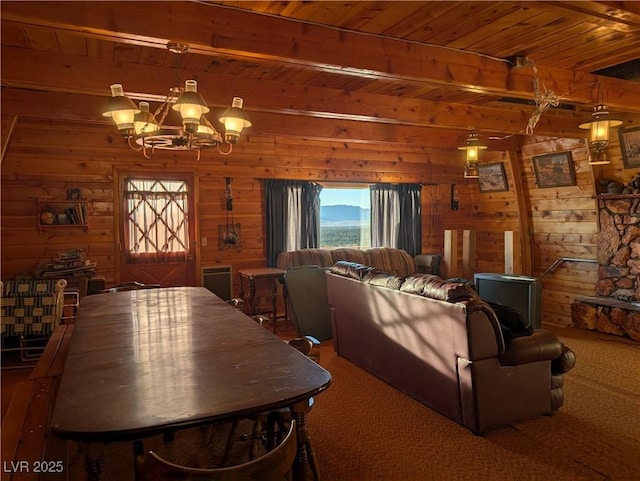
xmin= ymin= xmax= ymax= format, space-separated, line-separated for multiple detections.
xmin=291 ymin=406 xmax=321 ymax=481
xmin=270 ymin=276 xmax=278 ymax=333
xmin=249 ymin=277 xmax=257 ymax=316
xmin=81 ymin=441 xmax=105 ymax=481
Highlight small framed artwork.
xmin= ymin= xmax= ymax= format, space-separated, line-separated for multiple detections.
xmin=478 ymin=162 xmax=508 ymax=193
xmin=532 ymin=151 xmax=576 ymax=188
xmin=67 ymin=188 xmax=82 ymax=201
xmin=619 ymin=125 xmax=640 ymax=169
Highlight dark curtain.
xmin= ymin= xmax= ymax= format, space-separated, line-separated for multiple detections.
xmin=264 ymin=179 xmax=322 ymax=267
xmin=397 ymin=183 xmax=422 ymax=256
xmin=370 ymin=183 xmax=421 ymax=256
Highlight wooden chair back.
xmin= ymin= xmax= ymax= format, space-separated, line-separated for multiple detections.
xmin=134 ymin=420 xmax=297 ymax=481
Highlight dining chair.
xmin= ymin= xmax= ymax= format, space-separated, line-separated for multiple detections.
xmin=133 ymin=420 xmax=297 ymax=481
xmin=227 ymin=297 xmax=244 ymax=309
xmin=221 ymin=324 xmax=321 ymax=480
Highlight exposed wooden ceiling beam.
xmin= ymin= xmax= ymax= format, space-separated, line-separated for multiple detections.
xmin=0 ymin=88 xmax=523 ymax=150
xmin=0 ymin=46 xmax=586 ymax=138
xmin=2 ymin=1 xmax=639 ymax=112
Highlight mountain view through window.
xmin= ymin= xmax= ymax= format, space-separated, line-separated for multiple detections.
xmin=319 ymin=188 xmax=371 ymax=248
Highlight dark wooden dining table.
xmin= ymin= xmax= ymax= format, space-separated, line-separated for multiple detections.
xmin=50 ymin=286 xmax=332 ymax=480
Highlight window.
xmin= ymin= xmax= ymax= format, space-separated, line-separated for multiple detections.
xmin=124 ymin=178 xmax=190 ymax=261
xmin=319 ymin=187 xmax=371 ymax=249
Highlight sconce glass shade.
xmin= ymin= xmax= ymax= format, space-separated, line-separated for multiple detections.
xmin=172 ymin=80 xmax=210 ymax=133
xmin=133 ymin=101 xmax=160 ymax=135
xmin=103 ymin=84 xmax=140 ymax=135
xmin=219 ymin=97 xmax=252 ymax=144
xmin=579 ymin=104 xmax=622 ymax=151
xmin=458 ymin=132 xmax=487 ymax=161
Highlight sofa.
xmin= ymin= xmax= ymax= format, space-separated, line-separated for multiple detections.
xmin=325 ymin=261 xmax=576 ymax=434
xmin=279 ymin=247 xmax=426 ymax=339
xmin=276 ymin=247 xmax=418 ymax=277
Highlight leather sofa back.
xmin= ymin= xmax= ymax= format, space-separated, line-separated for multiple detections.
xmin=329 ymin=261 xmax=477 ymax=304
xmin=326 ymin=269 xmax=501 ymax=427
xmin=276 ymin=247 xmax=416 ymax=276
xmin=326 ymin=262 xmax=573 ymax=433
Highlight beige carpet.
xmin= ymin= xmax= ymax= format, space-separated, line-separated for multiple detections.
xmin=60 ymin=326 xmax=640 ymax=480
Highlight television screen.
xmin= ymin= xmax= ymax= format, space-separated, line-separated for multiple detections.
xmin=473 ymin=273 xmax=541 ymax=329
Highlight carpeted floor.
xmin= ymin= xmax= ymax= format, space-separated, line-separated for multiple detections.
xmin=57 ymin=325 xmax=640 ymax=480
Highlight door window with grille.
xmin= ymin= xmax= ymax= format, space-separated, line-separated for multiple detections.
xmin=124 ymin=178 xmax=190 ymax=263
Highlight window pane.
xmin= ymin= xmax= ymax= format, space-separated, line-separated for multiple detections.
xmin=319 ymin=188 xmax=370 ymax=248
xmin=125 ymin=178 xmax=189 ymax=257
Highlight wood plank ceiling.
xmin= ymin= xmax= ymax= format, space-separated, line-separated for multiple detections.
xmin=1 ymin=1 xmax=639 ymax=150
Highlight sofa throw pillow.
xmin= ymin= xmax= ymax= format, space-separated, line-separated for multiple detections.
xmin=487 ymin=301 xmax=534 ymax=342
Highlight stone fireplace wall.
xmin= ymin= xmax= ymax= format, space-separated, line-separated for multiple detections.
xmin=596 ymin=196 xmax=640 ymax=300
xmin=571 ymin=193 xmax=640 ymax=341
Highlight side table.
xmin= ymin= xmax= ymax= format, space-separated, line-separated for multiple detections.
xmin=238 ymin=267 xmax=287 ymax=332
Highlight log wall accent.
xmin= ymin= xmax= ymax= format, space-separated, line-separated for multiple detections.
xmin=2 ymin=115 xmax=639 ymax=327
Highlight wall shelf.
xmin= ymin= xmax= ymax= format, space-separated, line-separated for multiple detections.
xmin=38 ymin=199 xmax=89 ymax=231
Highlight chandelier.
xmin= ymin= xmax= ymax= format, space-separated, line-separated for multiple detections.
xmin=102 ymin=43 xmax=251 ymax=160
xmin=458 ymin=132 xmax=486 ymax=178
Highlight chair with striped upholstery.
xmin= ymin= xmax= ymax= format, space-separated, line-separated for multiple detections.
xmin=1 ymin=278 xmax=67 ymax=361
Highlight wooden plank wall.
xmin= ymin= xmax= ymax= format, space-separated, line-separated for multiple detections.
xmin=520 ymin=137 xmax=597 ymax=325
xmin=3 ymin=115 xmax=638 ymax=326
xmin=0 ymin=117 xmax=467 ymax=296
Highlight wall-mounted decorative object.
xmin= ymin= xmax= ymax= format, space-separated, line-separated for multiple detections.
xmin=67 ymin=188 xmax=81 ymax=200
xmin=450 ymin=184 xmax=459 ymax=210
xmin=532 ymin=151 xmax=576 ymax=188
xmin=478 ymin=162 xmax=508 ymax=193
xmin=619 ymin=125 xmax=640 ymax=169
xmin=218 ymin=223 xmax=241 ymax=249
xmin=218 ymin=177 xmax=242 ymax=249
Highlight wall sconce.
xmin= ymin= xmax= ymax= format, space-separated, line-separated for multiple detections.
xmin=459 ymin=132 xmax=486 ymax=178
xmin=578 ymin=104 xmax=622 ymax=165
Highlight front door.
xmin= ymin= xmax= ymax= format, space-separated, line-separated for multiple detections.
xmin=118 ymin=172 xmax=196 ymax=287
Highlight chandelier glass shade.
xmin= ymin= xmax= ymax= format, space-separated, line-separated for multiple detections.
xmin=578 ymin=104 xmax=621 ymax=166
xmin=102 ymin=45 xmax=251 ymax=160
xmin=459 ymin=132 xmax=486 ymax=179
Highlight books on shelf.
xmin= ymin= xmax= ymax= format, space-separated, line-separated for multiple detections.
xmin=64 ymin=203 xmax=87 ymax=225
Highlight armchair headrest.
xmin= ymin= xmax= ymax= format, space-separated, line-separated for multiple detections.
xmin=329 ymin=261 xmax=375 ymax=281
xmin=400 ymin=274 xmax=476 ymax=303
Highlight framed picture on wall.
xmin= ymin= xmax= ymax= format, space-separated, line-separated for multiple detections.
xmin=478 ymin=162 xmax=508 ymax=193
xmin=619 ymin=125 xmax=640 ymax=169
xmin=532 ymin=151 xmax=576 ymax=188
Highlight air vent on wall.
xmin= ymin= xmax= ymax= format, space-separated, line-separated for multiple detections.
xmin=202 ymin=265 xmax=232 ymax=301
